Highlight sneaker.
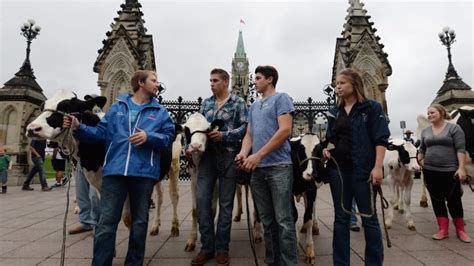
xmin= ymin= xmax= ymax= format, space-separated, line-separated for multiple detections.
xmin=51 ymin=183 xmax=62 ymax=188
xmin=216 ymin=251 xmax=230 ymax=266
xmin=22 ymin=185 xmax=34 ymax=191
xmin=350 ymin=224 xmax=360 ymax=232
xmin=41 ymin=187 xmax=52 ymax=192
xmin=191 ymin=251 xmax=215 ymax=266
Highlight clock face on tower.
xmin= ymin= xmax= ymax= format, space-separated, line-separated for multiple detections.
xmin=236 ymin=61 xmax=245 ymax=70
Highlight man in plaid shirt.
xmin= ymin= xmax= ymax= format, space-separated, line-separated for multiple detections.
xmin=189 ymin=68 xmax=247 ymax=266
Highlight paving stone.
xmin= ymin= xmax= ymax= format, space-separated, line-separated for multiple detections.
xmin=0 ymin=180 xmax=472 ymax=265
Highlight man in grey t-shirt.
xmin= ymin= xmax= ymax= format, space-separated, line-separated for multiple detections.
xmin=236 ymin=65 xmax=297 ymax=266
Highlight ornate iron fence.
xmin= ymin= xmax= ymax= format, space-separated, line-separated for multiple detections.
xmin=157 ymin=84 xmax=335 ymax=181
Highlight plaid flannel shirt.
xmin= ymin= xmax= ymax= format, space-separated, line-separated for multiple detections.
xmin=200 ymin=94 xmax=248 ymax=152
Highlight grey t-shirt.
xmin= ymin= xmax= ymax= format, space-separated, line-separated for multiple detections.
xmin=419 ymin=122 xmax=465 ymax=171
xmin=248 ymin=92 xmax=295 ymax=167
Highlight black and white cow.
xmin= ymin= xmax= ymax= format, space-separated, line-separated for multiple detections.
xmin=26 ymin=89 xmax=182 ymax=235
xmin=182 ymin=112 xmax=223 ymax=252
xmin=383 ymin=139 xmax=421 ymax=231
xmin=290 ymin=133 xmax=325 ymax=265
xmin=416 ymin=106 xmax=474 ymax=207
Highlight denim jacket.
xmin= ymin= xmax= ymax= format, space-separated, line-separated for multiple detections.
xmin=326 ymin=99 xmax=390 ymax=179
xmin=74 ymin=94 xmax=175 ymax=180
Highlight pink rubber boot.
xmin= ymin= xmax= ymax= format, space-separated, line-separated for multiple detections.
xmin=432 ymin=217 xmax=449 ymax=240
xmin=453 ymin=218 xmax=472 ymax=243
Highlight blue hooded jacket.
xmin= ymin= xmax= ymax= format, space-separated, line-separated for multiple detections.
xmin=74 ymin=94 xmax=175 ymax=180
xmin=326 ymin=99 xmax=390 ymax=179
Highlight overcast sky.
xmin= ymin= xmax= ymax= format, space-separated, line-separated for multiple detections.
xmin=1 ymin=0 xmax=472 ymax=137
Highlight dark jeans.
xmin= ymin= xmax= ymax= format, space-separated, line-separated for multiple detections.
xmin=423 ymin=169 xmax=463 ymax=218
xmin=24 ymin=156 xmax=48 ymax=188
xmin=196 ymin=149 xmax=237 ymax=253
xmin=92 ymin=175 xmax=156 ymax=266
xmin=328 ymin=168 xmax=383 ymax=266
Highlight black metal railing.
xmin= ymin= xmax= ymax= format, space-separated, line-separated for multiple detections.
xmin=158 ymin=85 xmax=335 ymax=180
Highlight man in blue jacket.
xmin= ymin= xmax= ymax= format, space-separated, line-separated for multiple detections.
xmin=63 ymin=70 xmax=175 ymax=266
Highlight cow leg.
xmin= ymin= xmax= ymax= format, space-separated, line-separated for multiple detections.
xmin=311 ymin=185 xmax=319 ymax=236
xmin=302 ymin=186 xmax=316 ymax=264
xmin=185 ymin=169 xmax=198 ymax=252
xmin=122 ymin=194 xmax=132 ymax=229
xmin=168 ymin=160 xmax=180 ymax=237
xmin=385 ymin=176 xmax=395 ymax=229
xmin=420 ymin=173 xmax=429 ymax=207
xmin=233 ymin=184 xmax=243 ymax=222
xmin=150 ymin=182 xmax=163 ymax=236
xmin=404 ymin=179 xmax=416 ymax=231
xmin=398 ymin=184 xmax=405 ymax=214
xmin=252 ymin=197 xmax=263 ymax=243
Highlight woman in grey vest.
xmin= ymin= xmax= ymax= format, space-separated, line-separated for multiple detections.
xmin=418 ymin=104 xmax=471 ymax=243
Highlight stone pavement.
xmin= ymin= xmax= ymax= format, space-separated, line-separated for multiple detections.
xmin=0 ymin=179 xmax=473 ymax=266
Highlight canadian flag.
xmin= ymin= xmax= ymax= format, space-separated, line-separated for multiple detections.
xmin=240 ymin=19 xmax=245 ymax=25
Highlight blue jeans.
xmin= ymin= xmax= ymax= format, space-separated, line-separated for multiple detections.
xmin=350 ymin=200 xmax=358 ymax=225
xmin=250 ymin=165 xmax=297 ymax=266
xmin=92 ymin=175 xmax=156 ymax=266
xmin=328 ymin=168 xmax=383 ymax=266
xmin=196 ymin=149 xmax=236 ymax=253
xmin=24 ymin=156 xmax=48 ymax=188
xmin=75 ymin=162 xmax=100 ymax=229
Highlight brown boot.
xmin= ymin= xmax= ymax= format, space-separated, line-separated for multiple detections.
xmin=68 ymin=224 xmax=93 ymax=235
xmin=41 ymin=186 xmax=52 ymax=192
xmin=216 ymin=251 xmax=230 ymax=266
xmin=191 ymin=251 xmax=214 ymax=266
xmin=22 ymin=184 xmax=34 ymax=191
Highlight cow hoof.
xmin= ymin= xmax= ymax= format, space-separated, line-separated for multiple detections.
xmin=305 ymin=248 xmax=315 ymax=265
xmin=384 ymin=221 xmax=392 ymax=229
xmin=312 ymin=227 xmax=320 ymax=236
xmin=398 ymin=209 xmax=405 ymax=214
xmin=73 ymin=206 xmax=80 ymax=214
xmin=408 ymin=224 xmax=416 ymax=231
xmin=233 ymin=215 xmax=241 ymax=222
xmin=300 ymin=227 xmax=307 ymax=233
xmin=305 ymin=255 xmax=316 ymax=265
xmin=393 ymin=205 xmax=399 ymax=210
xmin=254 ymin=236 xmax=263 ymax=243
xmin=420 ymin=201 xmax=428 ymax=208
xmin=150 ymin=226 xmax=159 ymax=236
xmin=170 ymin=227 xmax=179 ymax=237
xmin=184 ymin=242 xmax=195 ymax=252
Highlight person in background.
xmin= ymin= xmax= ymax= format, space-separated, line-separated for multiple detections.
xmin=418 ymin=103 xmax=471 ymax=243
xmin=403 ymin=130 xmax=415 ymax=144
xmin=350 ymin=201 xmax=360 ymax=232
xmin=50 ymin=141 xmax=67 ymax=188
xmin=0 ymin=146 xmax=12 ymax=194
xmin=22 ymin=139 xmax=52 ymax=192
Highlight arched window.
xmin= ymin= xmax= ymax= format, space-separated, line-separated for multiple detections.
xmin=0 ymin=106 xmax=18 ymax=145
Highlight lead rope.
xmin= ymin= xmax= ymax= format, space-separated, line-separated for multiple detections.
xmin=60 ymin=159 xmax=73 ymax=266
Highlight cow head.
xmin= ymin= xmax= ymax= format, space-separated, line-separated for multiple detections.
xmin=387 ymin=139 xmax=421 ymax=172
xmin=452 ymin=106 xmax=474 ymax=158
xmin=183 ymin=113 xmax=224 ymax=154
xmin=26 ymin=89 xmax=107 ymax=140
xmin=290 ymin=133 xmax=324 ymax=182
